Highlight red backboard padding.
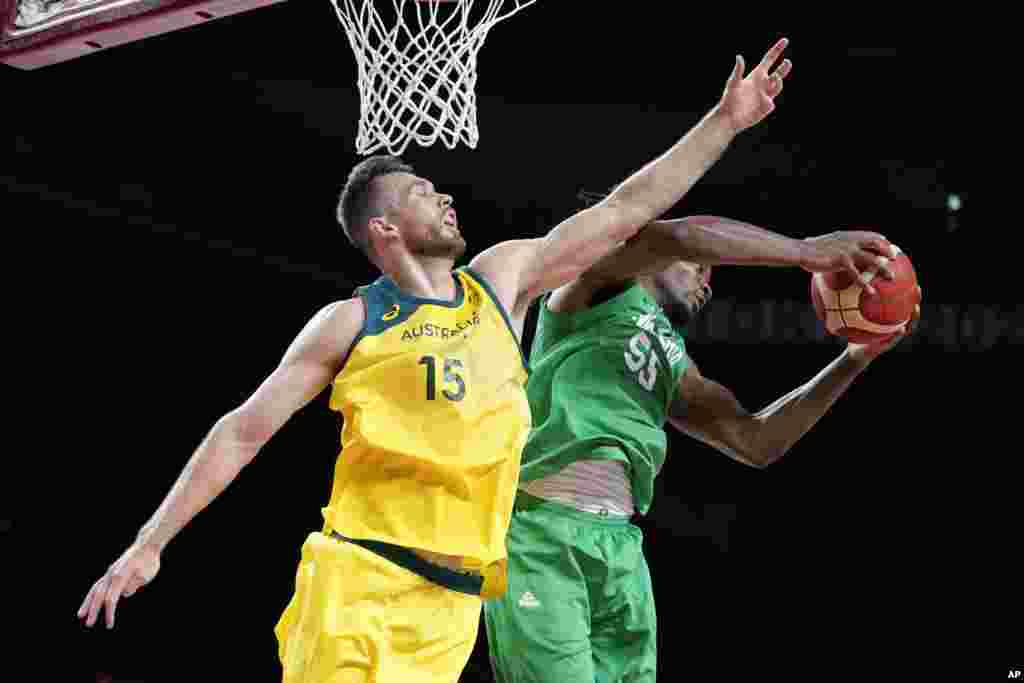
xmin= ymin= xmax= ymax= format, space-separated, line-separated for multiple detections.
xmin=1 ymin=0 xmax=287 ymax=69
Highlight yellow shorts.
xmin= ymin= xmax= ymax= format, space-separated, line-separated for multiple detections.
xmin=274 ymin=531 xmax=482 ymax=683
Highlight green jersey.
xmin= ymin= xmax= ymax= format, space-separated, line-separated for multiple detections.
xmin=520 ymin=282 xmax=691 ymax=515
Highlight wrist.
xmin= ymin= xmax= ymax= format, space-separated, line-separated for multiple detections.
xmin=844 ymin=346 xmax=874 ymax=370
xmin=707 ymin=105 xmax=742 ymax=137
xmin=795 ymin=238 xmax=813 ymax=270
xmin=136 ymin=529 xmax=166 ymax=554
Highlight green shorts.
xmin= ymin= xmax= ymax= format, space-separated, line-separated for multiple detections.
xmin=483 ymin=491 xmax=657 ymax=683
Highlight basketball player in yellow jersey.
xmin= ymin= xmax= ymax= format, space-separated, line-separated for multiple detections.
xmin=79 ymin=38 xmax=885 ymax=682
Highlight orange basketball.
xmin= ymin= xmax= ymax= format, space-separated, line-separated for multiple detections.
xmin=811 ymin=240 xmax=920 ymax=344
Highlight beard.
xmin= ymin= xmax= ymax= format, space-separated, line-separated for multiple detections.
xmin=412 ymin=226 xmax=467 ymax=260
xmin=661 ymin=298 xmax=697 ymax=329
xmin=652 ymin=273 xmax=709 ymax=330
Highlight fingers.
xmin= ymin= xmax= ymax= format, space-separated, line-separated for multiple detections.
xmin=79 ymin=571 xmax=128 ymax=629
xmin=123 ymin=572 xmax=147 ymax=597
xmin=77 ymin=583 xmax=95 ymax=619
xmin=881 ymin=327 xmax=906 ymax=349
xmin=849 ymin=299 xmax=919 ymax=359
xmin=773 ymin=58 xmax=793 ymax=81
xmin=78 ymin=582 xmax=99 ymax=623
xmin=861 ymin=243 xmax=896 ymax=279
xmin=852 ymin=242 xmax=896 ymax=280
xmin=873 ymin=254 xmax=896 ymax=280
xmin=83 ymin=576 xmax=109 ymax=628
xmin=887 ymin=303 xmax=921 ymax=347
xmin=846 ymin=256 xmax=877 ymax=296
xmin=727 ymin=55 xmax=745 ymax=88
xmin=756 ymin=37 xmax=789 ymax=74
xmin=859 ymin=239 xmax=890 ymax=255
xmin=908 ymin=304 xmax=922 ymax=335
xmin=103 ymin=572 xmax=129 ymax=629
xmin=765 ymin=58 xmax=792 ymax=97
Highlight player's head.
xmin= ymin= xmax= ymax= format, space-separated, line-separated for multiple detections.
xmin=337 ymin=155 xmax=465 ymax=267
xmin=641 ymin=261 xmax=713 ymax=328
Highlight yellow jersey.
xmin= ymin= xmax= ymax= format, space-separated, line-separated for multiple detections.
xmin=322 ymin=267 xmax=531 ymax=577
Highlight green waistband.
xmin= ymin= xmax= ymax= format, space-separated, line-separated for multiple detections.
xmin=329 ymin=531 xmax=483 ymax=597
xmin=513 ymin=489 xmax=632 ymax=527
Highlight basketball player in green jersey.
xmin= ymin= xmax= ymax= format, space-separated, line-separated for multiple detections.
xmin=483 ymin=217 xmax=921 ymax=683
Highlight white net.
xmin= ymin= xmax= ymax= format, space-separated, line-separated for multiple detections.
xmin=332 ymin=0 xmax=536 ymax=156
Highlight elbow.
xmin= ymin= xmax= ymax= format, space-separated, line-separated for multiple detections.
xmin=738 ymin=421 xmax=788 ymax=469
xmin=733 ymin=442 xmax=783 ymax=469
xmin=221 ymin=409 xmax=272 ymax=464
xmin=749 ymin=436 xmax=796 ymax=468
xmin=744 ymin=447 xmax=784 ymax=469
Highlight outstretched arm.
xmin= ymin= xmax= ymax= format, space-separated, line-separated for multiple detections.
xmin=669 ymin=300 xmax=920 ymax=468
xmin=577 ymin=218 xmax=896 ymax=290
xmin=470 ymin=38 xmax=793 ymax=319
xmin=78 ymin=297 xmax=364 ymax=629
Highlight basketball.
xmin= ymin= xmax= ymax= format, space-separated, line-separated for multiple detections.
xmin=811 ymin=240 xmax=920 ymax=344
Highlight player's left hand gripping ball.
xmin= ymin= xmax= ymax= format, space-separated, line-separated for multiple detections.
xmin=848 ymin=285 xmax=923 ymax=363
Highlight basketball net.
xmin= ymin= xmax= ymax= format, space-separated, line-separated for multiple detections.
xmin=331 ymin=0 xmax=535 ymax=156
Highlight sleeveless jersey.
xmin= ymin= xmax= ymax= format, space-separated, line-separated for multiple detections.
xmin=322 ymin=267 xmax=531 ymax=572
xmin=519 ymin=282 xmax=690 ymax=515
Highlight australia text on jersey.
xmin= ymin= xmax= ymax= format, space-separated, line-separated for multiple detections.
xmin=401 ymin=311 xmax=482 ymax=342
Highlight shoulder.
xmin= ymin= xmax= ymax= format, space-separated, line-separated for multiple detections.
xmin=547 ymin=278 xmax=639 ymax=314
xmin=468 ymin=239 xmax=543 ymax=315
xmin=295 ymin=297 xmax=366 ymax=357
xmin=468 ymin=239 xmax=539 ymax=283
xmin=322 ymin=297 xmax=366 ymax=327
xmin=468 ymin=239 xmax=539 ymax=271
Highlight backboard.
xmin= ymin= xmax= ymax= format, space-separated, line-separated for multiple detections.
xmin=1 ymin=0 xmax=286 ymax=70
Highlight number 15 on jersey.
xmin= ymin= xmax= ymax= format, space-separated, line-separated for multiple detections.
xmin=419 ymin=355 xmax=467 ymax=402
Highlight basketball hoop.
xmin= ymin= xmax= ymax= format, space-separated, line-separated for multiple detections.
xmin=331 ymin=0 xmax=536 ymax=156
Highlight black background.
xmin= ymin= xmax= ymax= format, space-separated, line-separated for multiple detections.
xmin=2 ymin=2 xmax=1014 ymax=681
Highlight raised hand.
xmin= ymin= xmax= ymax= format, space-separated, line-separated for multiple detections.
xmin=78 ymin=542 xmax=161 ymax=629
xmin=718 ymin=37 xmax=792 ymax=132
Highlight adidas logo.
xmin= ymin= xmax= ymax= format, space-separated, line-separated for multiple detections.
xmin=517 ymin=591 xmax=541 ymax=608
